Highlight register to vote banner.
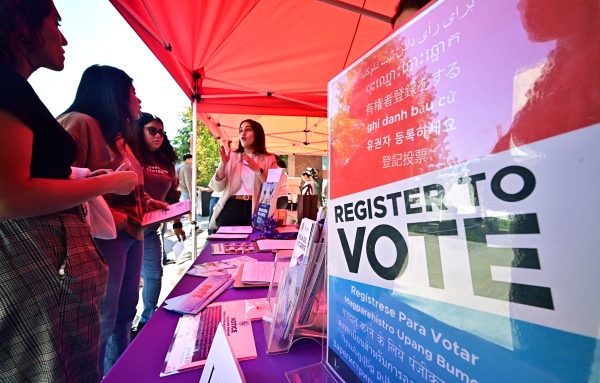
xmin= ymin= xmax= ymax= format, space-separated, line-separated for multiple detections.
xmin=326 ymin=0 xmax=600 ymax=382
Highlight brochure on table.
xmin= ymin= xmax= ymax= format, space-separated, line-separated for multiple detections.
xmin=241 ymin=261 xmax=286 ymax=285
xmin=254 ymin=239 xmax=297 ymax=252
xmin=288 ymin=218 xmax=317 ymax=267
xmin=208 ymin=233 xmax=250 ymax=240
xmin=187 ymin=256 xmax=257 ymax=278
xmin=326 ymin=1 xmax=600 ymax=383
xmin=164 ymin=274 xmax=233 ymax=315
xmin=263 ymin=212 xmax=328 ymax=355
xmin=211 ymin=242 xmax=255 ymax=255
xmin=253 ymin=168 xmax=284 ymax=229
xmin=162 ymin=300 xmax=256 ymax=376
xmin=217 ymin=226 xmax=254 ymax=234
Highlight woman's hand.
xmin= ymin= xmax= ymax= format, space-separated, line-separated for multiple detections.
xmin=242 ymin=152 xmax=261 ymax=173
xmin=219 ymin=145 xmax=230 ymax=165
xmin=102 ymin=171 xmax=138 ymax=195
xmin=88 ymin=169 xmax=111 ymax=177
xmin=147 ymin=199 xmax=170 ymax=211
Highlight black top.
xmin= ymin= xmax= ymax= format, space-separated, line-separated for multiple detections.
xmin=0 ymin=64 xmax=77 ymax=179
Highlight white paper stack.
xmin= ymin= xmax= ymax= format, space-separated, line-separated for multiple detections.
xmin=241 ymin=261 xmax=285 ymax=285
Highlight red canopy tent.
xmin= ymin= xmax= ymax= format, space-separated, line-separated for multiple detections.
xmin=109 ymin=0 xmax=401 ymax=255
xmin=110 ymin=0 xmax=400 ymax=154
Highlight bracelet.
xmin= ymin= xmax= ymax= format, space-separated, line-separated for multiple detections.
xmin=173 ymin=222 xmax=183 ymax=229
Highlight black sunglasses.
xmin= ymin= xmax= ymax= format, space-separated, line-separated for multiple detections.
xmin=145 ymin=126 xmax=166 ymax=137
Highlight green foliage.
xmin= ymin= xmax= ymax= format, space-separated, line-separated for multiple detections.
xmin=172 ymin=108 xmax=193 ymax=160
xmin=173 ymin=107 xmax=220 ymax=187
xmin=196 ymin=123 xmax=221 ymax=187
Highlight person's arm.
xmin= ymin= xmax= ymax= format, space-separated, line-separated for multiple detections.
xmin=211 ymin=145 xmax=231 ymax=191
xmin=0 ymin=110 xmax=137 ymax=220
xmin=214 ymin=145 xmax=230 ymax=181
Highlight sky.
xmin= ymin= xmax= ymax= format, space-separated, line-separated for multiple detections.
xmin=28 ymin=0 xmax=190 ymax=137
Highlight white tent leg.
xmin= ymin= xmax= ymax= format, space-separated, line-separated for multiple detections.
xmin=191 ymin=97 xmax=199 ymax=260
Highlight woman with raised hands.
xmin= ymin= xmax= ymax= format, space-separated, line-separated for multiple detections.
xmin=209 ymin=119 xmax=277 ymax=232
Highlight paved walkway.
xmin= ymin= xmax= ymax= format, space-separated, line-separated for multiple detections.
xmin=133 ymin=214 xmax=210 ymax=327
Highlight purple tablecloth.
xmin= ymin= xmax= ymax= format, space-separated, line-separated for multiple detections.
xmin=102 ymin=234 xmax=322 ymax=382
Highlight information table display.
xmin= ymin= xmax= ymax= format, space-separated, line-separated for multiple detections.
xmin=327 ymin=0 xmax=600 ymax=383
xmin=102 ymin=232 xmax=321 ymax=383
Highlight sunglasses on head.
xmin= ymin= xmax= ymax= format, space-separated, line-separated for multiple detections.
xmin=145 ymin=126 xmax=166 ymax=137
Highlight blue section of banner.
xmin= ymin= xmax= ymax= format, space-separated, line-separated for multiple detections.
xmin=328 ymin=276 xmax=599 ymax=383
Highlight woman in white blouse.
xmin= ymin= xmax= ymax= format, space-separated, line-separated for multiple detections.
xmin=209 ymin=119 xmax=277 ymax=232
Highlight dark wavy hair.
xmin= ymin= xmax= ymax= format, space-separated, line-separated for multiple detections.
xmin=136 ymin=112 xmax=178 ymax=166
xmin=235 ymin=119 xmax=269 ymax=155
xmin=61 ymin=64 xmax=140 ymax=158
xmin=390 ymin=0 xmax=432 ymax=27
xmin=0 ymin=0 xmax=53 ymax=68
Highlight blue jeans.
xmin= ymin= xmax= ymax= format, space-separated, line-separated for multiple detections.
xmin=95 ymin=231 xmax=144 ymax=375
xmin=140 ymin=227 xmax=163 ymax=324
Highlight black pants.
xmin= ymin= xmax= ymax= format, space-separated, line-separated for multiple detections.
xmin=216 ymin=198 xmax=253 ymax=228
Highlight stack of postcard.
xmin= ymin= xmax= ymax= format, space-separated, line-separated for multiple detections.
xmin=211 ymin=242 xmax=255 ymax=255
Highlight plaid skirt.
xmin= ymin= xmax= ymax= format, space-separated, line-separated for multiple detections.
xmin=0 ymin=210 xmax=108 ymax=383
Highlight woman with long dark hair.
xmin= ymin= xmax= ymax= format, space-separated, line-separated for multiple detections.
xmin=133 ymin=112 xmax=185 ymax=335
xmin=0 ymin=1 xmax=137 ymax=381
xmin=209 ymin=119 xmax=277 ymax=232
xmin=58 ymin=65 xmax=168 ymax=374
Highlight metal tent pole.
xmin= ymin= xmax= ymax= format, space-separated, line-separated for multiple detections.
xmin=191 ymin=97 xmax=199 ymax=260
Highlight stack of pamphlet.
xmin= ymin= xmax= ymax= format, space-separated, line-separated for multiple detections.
xmin=289 ymin=218 xmax=317 ymax=267
xmin=164 ymin=274 xmax=233 ymax=315
xmin=241 ymin=261 xmax=286 ymax=285
xmin=264 ymin=208 xmax=328 ymax=353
